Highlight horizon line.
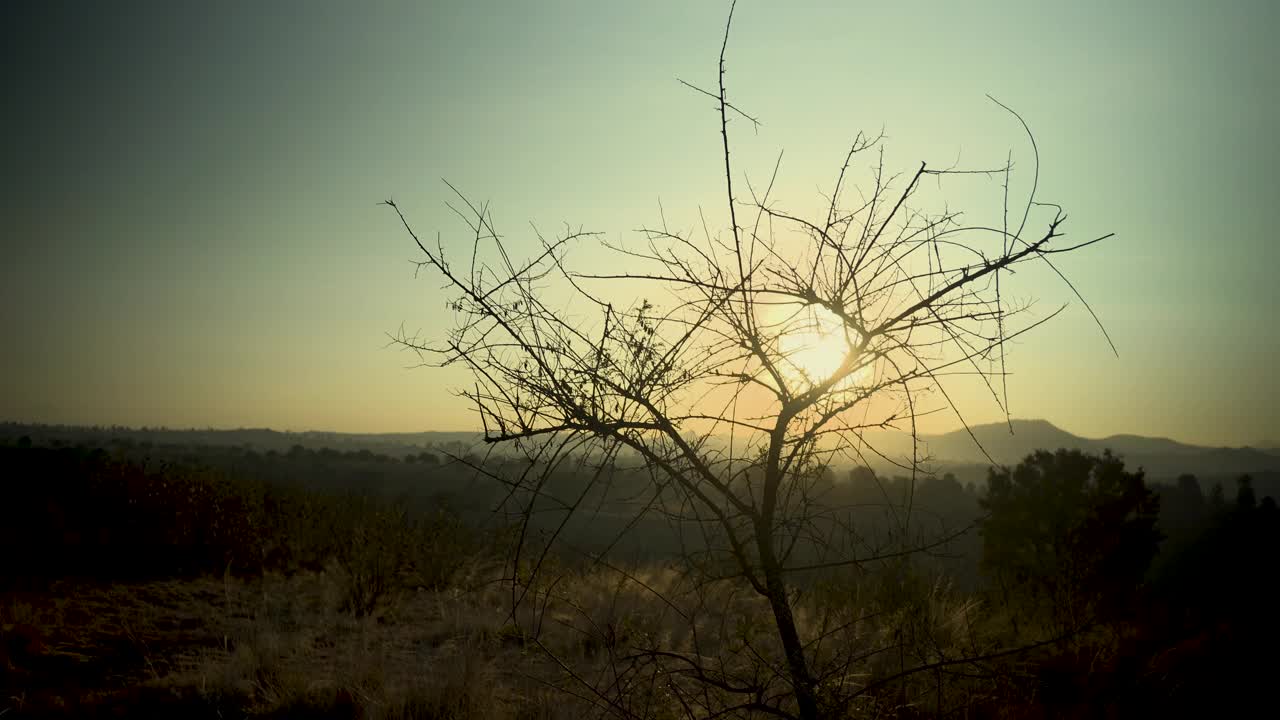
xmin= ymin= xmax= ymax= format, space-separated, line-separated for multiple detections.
xmin=3 ymin=417 xmax=1274 ymax=452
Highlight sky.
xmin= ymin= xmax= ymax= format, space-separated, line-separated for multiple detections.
xmin=2 ymin=1 xmax=1277 ymax=447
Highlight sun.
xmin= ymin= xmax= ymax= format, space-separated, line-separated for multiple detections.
xmin=773 ymin=302 xmax=860 ymax=386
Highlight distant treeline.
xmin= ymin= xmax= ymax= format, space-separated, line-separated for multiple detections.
xmin=0 ymin=421 xmax=485 ymax=464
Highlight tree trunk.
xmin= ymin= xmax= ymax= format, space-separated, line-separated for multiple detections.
xmin=759 ymin=534 xmax=819 ymax=719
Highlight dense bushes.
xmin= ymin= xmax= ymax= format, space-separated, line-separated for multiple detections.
xmin=975 ymin=451 xmax=1280 ymax=717
xmin=330 ymin=500 xmax=478 ymax=616
xmin=0 ymin=443 xmax=478 ymax=607
xmin=0 ymin=444 xmax=262 ymax=583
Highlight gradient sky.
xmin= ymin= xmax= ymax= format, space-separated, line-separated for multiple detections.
xmin=3 ymin=1 xmax=1277 ymax=447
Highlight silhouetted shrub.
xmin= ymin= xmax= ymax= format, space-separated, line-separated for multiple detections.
xmin=979 ymin=449 xmax=1161 ymax=632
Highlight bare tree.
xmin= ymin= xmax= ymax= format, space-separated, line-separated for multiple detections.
xmin=386 ymin=4 xmax=1111 ymax=718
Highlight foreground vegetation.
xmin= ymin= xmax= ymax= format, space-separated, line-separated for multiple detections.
xmin=1 ymin=435 xmax=1277 ymax=718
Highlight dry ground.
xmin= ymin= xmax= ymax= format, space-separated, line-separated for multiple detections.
xmin=1 ymin=567 xmax=590 ymax=719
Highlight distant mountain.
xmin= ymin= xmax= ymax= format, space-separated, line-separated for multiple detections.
xmin=860 ymin=419 xmax=1280 ymax=480
xmin=926 ymin=419 xmax=1085 ymax=463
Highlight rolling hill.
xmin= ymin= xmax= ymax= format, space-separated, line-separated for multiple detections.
xmin=856 ymin=419 xmax=1280 ymax=481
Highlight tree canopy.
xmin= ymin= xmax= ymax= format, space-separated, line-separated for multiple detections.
xmin=980 ymin=449 xmax=1161 ymax=633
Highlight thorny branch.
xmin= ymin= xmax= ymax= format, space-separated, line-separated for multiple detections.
xmin=386 ymin=3 xmax=1113 ymax=717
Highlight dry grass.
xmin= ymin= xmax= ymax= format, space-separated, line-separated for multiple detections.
xmin=1 ymin=564 xmax=604 ymax=718
xmin=2 ymin=556 xmax=1058 ymax=719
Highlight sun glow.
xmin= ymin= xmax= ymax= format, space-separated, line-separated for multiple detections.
xmin=774 ymin=302 xmax=862 ymax=386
